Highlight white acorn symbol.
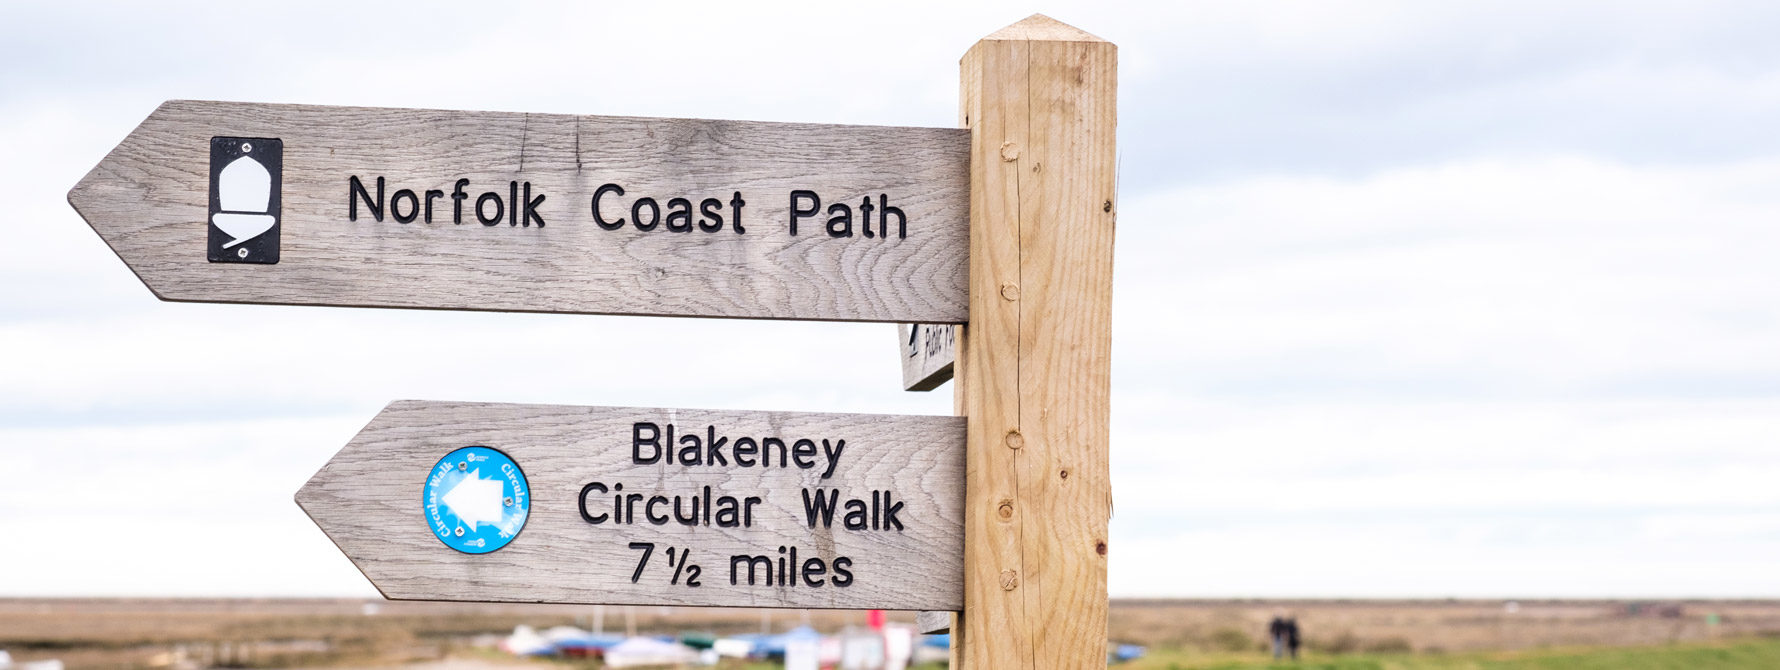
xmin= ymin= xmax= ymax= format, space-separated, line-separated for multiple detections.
xmin=211 ymin=142 xmax=278 ymax=250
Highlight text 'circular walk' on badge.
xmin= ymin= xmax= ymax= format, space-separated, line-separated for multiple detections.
xmin=423 ymin=446 xmax=530 ymax=554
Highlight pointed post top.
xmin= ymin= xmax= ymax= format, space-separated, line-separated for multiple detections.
xmin=980 ymin=13 xmax=1106 ymax=43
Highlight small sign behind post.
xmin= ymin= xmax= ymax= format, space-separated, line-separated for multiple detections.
xmin=898 ymin=324 xmax=956 ymax=391
xmin=297 ymin=401 xmax=964 ymax=610
xmin=69 ymin=101 xmax=969 ymax=323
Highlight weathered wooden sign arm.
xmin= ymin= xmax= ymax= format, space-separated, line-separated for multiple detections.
xmin=295 ymin=401 xmax=965 ymax=611
xmin=68 ymin=104 xmax=970 ymax=323
xmin=898 ymin=323 xmax=956 ymax=391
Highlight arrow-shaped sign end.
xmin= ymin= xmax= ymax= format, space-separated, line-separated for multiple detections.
xmin=293 ymin=430 xmax=403 ymax=602
xmin=65 ymin=100 xmax=194 ymax=305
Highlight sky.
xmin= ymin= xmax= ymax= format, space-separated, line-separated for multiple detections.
xmin=2 ymin=0 xmax=1778 ymax=600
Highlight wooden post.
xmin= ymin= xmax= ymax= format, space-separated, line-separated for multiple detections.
xmin=953 ymin=14 xmax=1117 ymax=669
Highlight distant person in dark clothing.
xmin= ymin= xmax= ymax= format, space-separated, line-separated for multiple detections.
xmin=1285 ymin=616 xmax=1301 ymax=660
xmin=1268 ymin=613 xmax=1302 ymax=660
xmin=1268 ymin=612 xmax=1289 ymax=659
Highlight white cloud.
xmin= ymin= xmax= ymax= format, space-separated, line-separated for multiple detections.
xmin=1101 ymin=156 xmax=1780 ymax=597
xmin=0 ymin=417 xmax=375 ymax=597
xmin=1115 ymin=157 xmax=1780 ymax=398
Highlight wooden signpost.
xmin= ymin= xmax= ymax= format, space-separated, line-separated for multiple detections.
xmin=951 ymin=16 xmax=1117 ymax=668
xmin=298 ymin=401 xmax=964 ymax=610
xmin=70 ymin=13 xmax=1115 ymax=670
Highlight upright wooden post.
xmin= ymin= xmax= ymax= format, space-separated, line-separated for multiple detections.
xmin=954 ymin=14 xmax=1117 ymax=669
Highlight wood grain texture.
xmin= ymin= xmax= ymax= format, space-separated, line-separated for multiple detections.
xmin=954 ymin=14 xmax=1116 ymax=669
xmin=1018 ymin=27 xmax=1118 ymax=666
xmin=68 ymin=101 xmax=968 ymax=323
xmin=916 ymin=610 xmax=954 ymax=634
xmin=898 ymin=324 xmax=956 ymax=391
xmin=956 ymin=23 xmax=1033 ymax=669
xmin=296 ymin=401 xmax=964 ymax=610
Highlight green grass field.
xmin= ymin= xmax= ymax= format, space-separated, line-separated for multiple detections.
xmin=1122 ymin=637 xmax=1780 ymax=670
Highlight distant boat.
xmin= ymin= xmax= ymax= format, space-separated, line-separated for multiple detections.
xmin=601 ymin=637 xmax=699 ymax=668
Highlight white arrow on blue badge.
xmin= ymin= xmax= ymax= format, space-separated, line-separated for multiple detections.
xmin=423 ymin=446 xmax=530 ymax=554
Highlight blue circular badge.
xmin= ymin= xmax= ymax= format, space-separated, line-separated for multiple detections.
xmin=423 ymin=446 xmax=529 ymax=554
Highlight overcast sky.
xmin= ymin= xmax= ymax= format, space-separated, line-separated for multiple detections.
xmin=3 ymin=0 xmax=1778 ymax=600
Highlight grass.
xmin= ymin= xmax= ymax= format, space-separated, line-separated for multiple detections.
xmin=1123 ymin=637 xmax=1780 ymax=670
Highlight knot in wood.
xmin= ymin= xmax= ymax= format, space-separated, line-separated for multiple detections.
xmin=1096 ymin=540 xmax=1108 ymax=556
xmin=999 ymin=141 xmax=1020 ymax=162
xmin=999 ymin=569 xmax=1020 ymax=591
xmin=1000 ymin=282 xmax=1021 ymax=301
xmin=997 ymin=500 xmax=1015 ymax=519
xmin=1004 ymin=430 xmax=1024 ymax=449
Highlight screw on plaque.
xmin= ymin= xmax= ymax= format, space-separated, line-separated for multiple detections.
xmin=458 ymin=462 xmax=467 ymax=472
xmin=504 ymin=497 xmax=514 ymax=507
xmin=454 ymin=526 xmax=465 ymax=537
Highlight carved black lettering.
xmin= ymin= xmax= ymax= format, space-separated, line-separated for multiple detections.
xmin=508 ymin=181 xmax=518 ymax=226
xmin=698 ymin=198 xmax=724 ymax=232
xmin=744 ymin=496 xmax=761 ymax=527
xmin=792 ymin=438 xmax=818 ymax=469
xmin=844 ymin=498 xmax=868 ymax=530
xmin=801 ymin=557 xmax=827 ymax=587
xmin=832 ymin=557 xmax=854 ymax=586
xmin=476 ymin=192 xmax=503 ymax=226
xmin=523 ymin=182 xmax=546 ymax=227
xmin=882 ymin=194 xmax=906 ymax=238
xmin=592 ymin=183 xmax=625 ymax=230
xmin=632 ymin=422 xmax=661 ymax=464
xmin=763 ymin=437 xmax=787 ymax=468
xmin=665 ymin=197 xmax=693 ymax=232
xmin=821 ymin=439 xmax=845 ymax=479
xmin=625 ymin=492 xmax=643 ymax=524
xmin=802 ymin=488 xmax=839 ymax=528
xmin=715 ymin=496 xmax=740 ymax=527
xmin=578 ymin=482 xmax=609 ymax=524
xmin=390 ymin=189 xmax=419 ymax=224
xmin=678 ymin=431 xmax=702 ymax=466
xmin=826 ymin=202 xmax=853 ymax=237
xmin=731 ymin=554 xmax=772 ymax=586
xmin=861 ymin=197 xmax=876 ymax=238
xmin=424 ymin=189 xmax=443 ymax=223
xmin=645 ymin=496 xmax=669 ymax=525
xmin=789 ymin=190 xmax=819 ymax=235
xmin=673 ymin=495 xmax=698 ymax=525
xmin=705 ymin=426 xmax=729 ymax=466
xmin=451 ymin=179 xmax=469 ymax=224
xmin=632 ymin=197 xmax=660 ymax=231
xmin=348 ymin=175 xmax=384 ymax=222
xmin=611 ymin=483 xmax=623 ymax=525
xmin=884 ymin=491 xmax=905 ymax=531
xmin=628 ymin=542 xmax=654 ymax=583
xmin=733 ymin=437 xmax=758 ymax=466
xmin=730 ymin=191 xmax=746 ymax=234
